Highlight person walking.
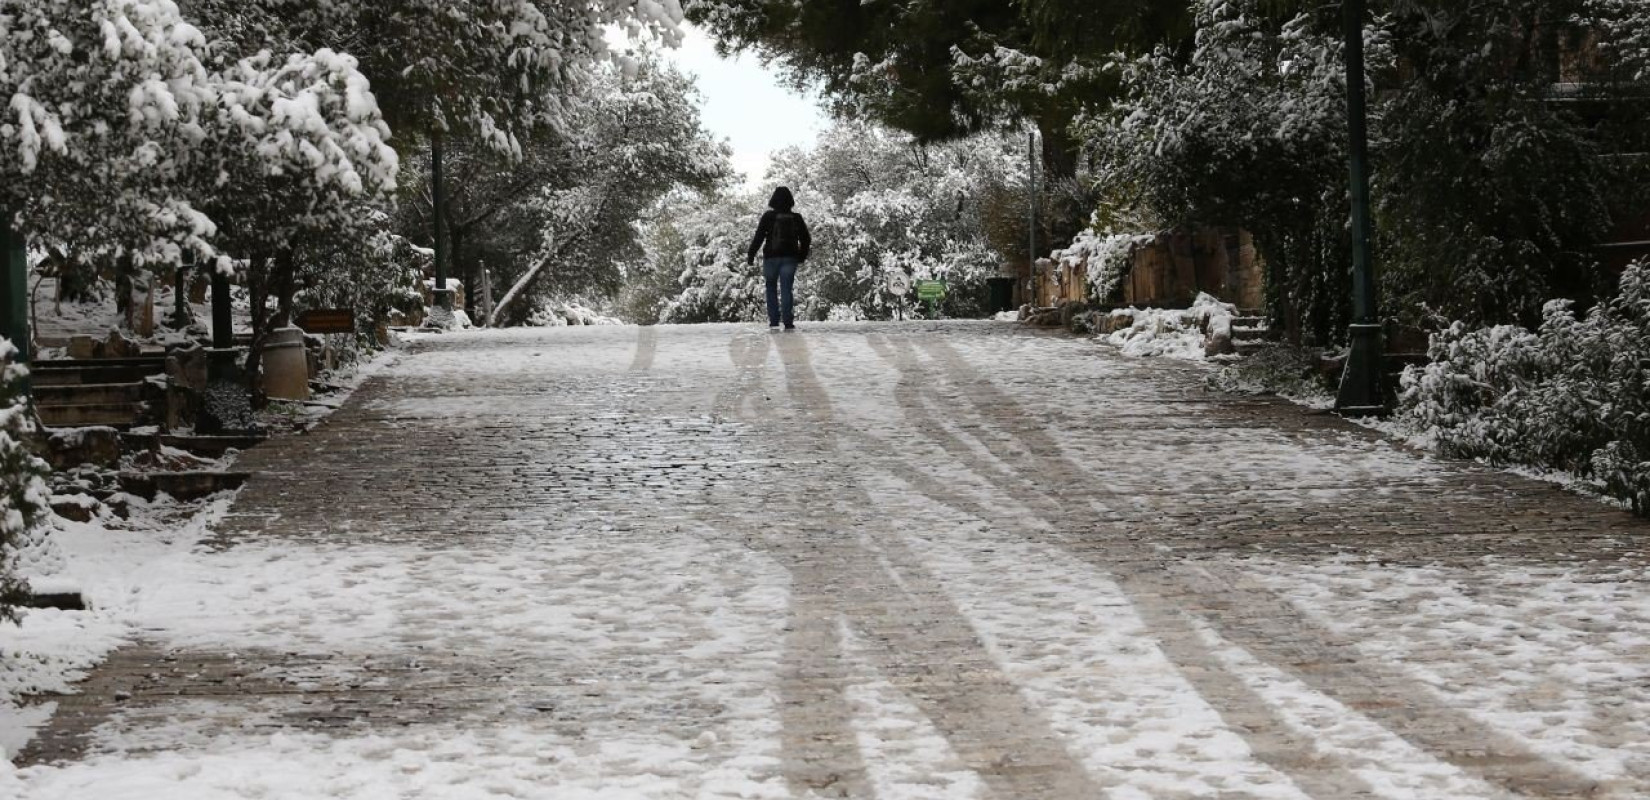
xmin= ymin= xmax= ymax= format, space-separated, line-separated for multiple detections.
xmin=746 ymin=186 xmax=811 ymax=330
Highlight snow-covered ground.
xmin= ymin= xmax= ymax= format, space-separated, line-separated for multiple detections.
xmin=4 ymin=322 xmax=1647 ymax=798
xmin=1 ymin=348 xmax=402 ymax=770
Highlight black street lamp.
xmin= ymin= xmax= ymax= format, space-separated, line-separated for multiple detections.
xmin=1 ymin=213 xmax=29 ymax=375
xmin=1335 ymin=0 xmax=1385 ymax=414
xmin=429 ymin=129 xmax=454 ymax=315
xmin=1028 ymin=130 xmax=1039 ymax=308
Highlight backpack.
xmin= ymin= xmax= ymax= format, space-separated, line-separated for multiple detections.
xmin=771 ymin=212 xmax=801 ymax=257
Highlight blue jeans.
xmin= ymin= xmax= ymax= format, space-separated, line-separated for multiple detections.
xmin=763 ymin=257 xmax=798 ymax=326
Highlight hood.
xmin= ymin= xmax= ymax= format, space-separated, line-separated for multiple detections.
xmin=768 ymin=186 xmax=795 ymax=211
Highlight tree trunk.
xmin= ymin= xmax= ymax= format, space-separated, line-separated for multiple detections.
xmin=489 ymin=249 xmax=551 ymax=328
xmin=1036 ymin=115 xmax=1085 ymax=254
xmin=114 ymin=252 xmax=135 ymax=331
xmin=272 ymin=248 xmax=298 ymax=329
xmin=243 ymin=254 xmax=272 ymax=408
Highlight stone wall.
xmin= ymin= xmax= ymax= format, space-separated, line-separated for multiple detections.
xmin=1033 ymin=227 xmax=1263 ymax=311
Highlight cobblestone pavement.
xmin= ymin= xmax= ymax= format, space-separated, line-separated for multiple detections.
xmin=15 ymin=321 xmax=1650 ymax=799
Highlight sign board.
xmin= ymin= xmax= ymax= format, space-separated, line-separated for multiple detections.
xmin=915 ymin=280 xmax=947 ymax=301
xmin=295 ymin=308 xmax=355 ymax=335
xmin=886 ymin=272 xmax=911 ymax=297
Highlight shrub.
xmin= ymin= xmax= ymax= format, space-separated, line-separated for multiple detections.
xmin=1 ymin=339 xmax=50 ymax=621
xmin=1398 ymin=261 xmax=1650 ymax=512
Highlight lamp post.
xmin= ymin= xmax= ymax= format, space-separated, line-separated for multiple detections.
xmin=1 ymin=213 xmax=29 ymax=372
xmin=1335 ymin=0 xmax=1385 ymax=414
xmin=1028 ymin=130 xmax=1039 ymax=308
xmin=429 ymin=128 xmax=454 ymax=316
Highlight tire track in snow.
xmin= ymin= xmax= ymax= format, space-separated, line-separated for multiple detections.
xmin=857 ymin=331 xmax=1378 ymax=799
xmin=906 ymin=332 xmax=1594 ymax=798
xmin=768 ymin=332 xmax=1109 ymax=799
xmin=706 ymin=328 xmax=873 ymax=798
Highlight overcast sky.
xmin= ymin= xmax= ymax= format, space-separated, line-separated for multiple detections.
xmin=657 ymin=24 xmax=832 ymax=186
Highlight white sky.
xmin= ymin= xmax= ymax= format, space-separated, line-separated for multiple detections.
xmin=657 ymin=24 xmax=831 ymax=186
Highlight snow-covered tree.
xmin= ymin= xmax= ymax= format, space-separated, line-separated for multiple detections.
xmin=484 ymin=59 xmax=730 ymax=326
xmin=2 ymin=0 xmax=227 ymax=266
xmin=639 ymin=123 xmax=1017 ymax=323
xmin=687 ymin=0 xmax=1188 ymax=248
xmin=1082 ymin=0 xmax=1353 ymax=343
xmin=188 ymin=0 xmax=685 ymax=151
xmin=1373 ymin=0 xmax=1641 ymax=327
xmin=0 ymin=338 xmax=48 ymax=620
xmin=1584 ymin=0 xmax=1650 ymax=81
xmin=1081 ymin=0 xmax=1646 ymax=338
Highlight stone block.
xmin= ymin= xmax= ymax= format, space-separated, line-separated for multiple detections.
xmin=1204 ymin=330 xmax=1236 ymax=357
xmin=104 ymin=330 xmax=142 ymax=358
xmin=41 ymin=427 xmax=123 ymax=470
xmin=67 ymin=335 xmax=99 ymax=360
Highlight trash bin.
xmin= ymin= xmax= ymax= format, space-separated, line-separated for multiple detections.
xmin=986 ymin=277 xmax=1016 ymax=314
xmin=261 ymin=326 xmax=310 ymax=401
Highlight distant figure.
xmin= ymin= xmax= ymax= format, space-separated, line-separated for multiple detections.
xmin=746 ymin=186 xmax=811 ymax=330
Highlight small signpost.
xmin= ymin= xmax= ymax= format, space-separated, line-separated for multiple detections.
xmin=886 ymin=272 xmax=911 ymax=321
xmin=295 ymin=308 xmax=356 ymax=335
xmin=886 ymin=272 xmax=911 ymax=297
xmin=915 ymin=279 xmax=947 ymax=318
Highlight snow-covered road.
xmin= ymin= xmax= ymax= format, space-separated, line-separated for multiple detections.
xmin=7 ymin=321 xmax=1650 ymax=798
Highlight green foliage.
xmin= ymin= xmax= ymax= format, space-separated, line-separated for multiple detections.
xmin=1084 ymin=1 xmax=1352 ymax=343
xmin=1081 ymin=0 xmax=1650 ymax=342
xmin=1373 ymin=1 xmax=1627 ymax=327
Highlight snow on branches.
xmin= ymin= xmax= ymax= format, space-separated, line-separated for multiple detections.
xmin=1585 ymin=0 xmax=1650 ymax=81
xmin=1 ymin=0 xmax=220 ymax=259
xmin=1 ymin=0 xmax=400 ymax=269
xmin=646 ymin=124 xmax=1018 ymax=324
xmin=1399 ymin=261 xmax=1650 ymax=515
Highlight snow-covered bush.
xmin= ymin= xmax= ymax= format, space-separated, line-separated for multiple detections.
xmin=0 ymin=338 xmax=49 ymax=621
xmin=527 ymin=299 xmax=623 ymax=327
xmin=1105 ymin=292 xmax=1235 ymax=360
xmin=1206 ymin=344 xmax=1334 ymax=405
xmin=1051 ymin=229 xmax=1154 ymax=303
xmin=296 ymin=225 xmax=427 ymax=352
xmin=1399 ymin=261 xmax=1650 ymax=513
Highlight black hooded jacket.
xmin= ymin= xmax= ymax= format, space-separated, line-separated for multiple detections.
xmin=747 ymin=186 xmax=811 ymax=264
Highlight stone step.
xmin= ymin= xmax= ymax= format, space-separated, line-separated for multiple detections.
xmin=1231 ymin=316 xmax=1266 ymax=328
xmin=1233 ymin=340 xmax=1271 ymax=355
xmin=34 ymin=356 xmax=168 ymax=370
xmin=118 ymin=470 xmax=251 ymax=501
xmin=37 ymin=402 xmax=146 ymax=429
xmin=1230 ymin=325 xmax=1276 ymax=341
xmin=34 ymin=382 xmax=146 ymax=407
xmin=32 ymin=357 xmax=167 ymax=387
xmin=119 ymin=433 xmax=268 ymax=459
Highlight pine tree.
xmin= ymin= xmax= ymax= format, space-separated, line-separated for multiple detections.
xmin=0 ymin=338 xmax=48 ymax=621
